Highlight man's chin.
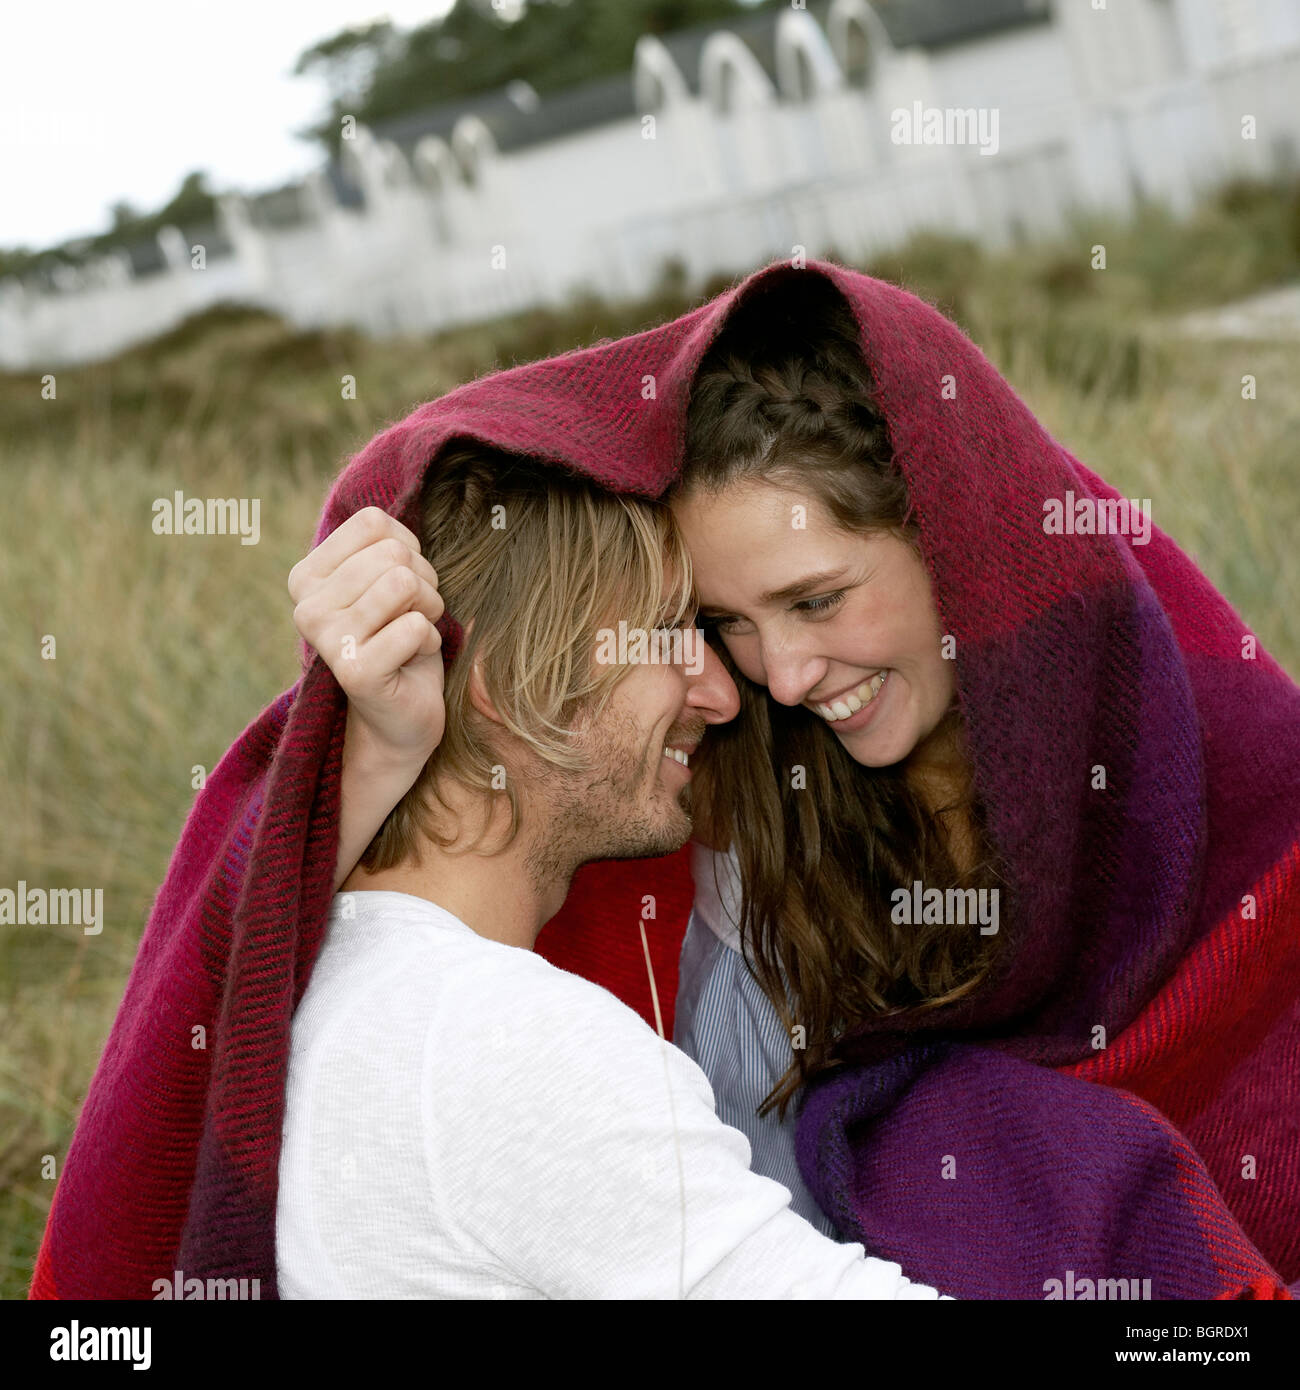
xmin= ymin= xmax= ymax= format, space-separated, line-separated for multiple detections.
xmin=582 ymin=805 xmax=694 ymax=866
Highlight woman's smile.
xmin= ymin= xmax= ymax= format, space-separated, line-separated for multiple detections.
xmin=809 ymin=669 xmax=887 ymax=722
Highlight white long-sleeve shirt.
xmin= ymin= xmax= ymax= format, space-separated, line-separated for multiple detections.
xmin=276 ymin=889 xmax=953 ymax=1300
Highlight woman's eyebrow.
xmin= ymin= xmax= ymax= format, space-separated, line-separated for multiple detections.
xmin=762 ymin=568 xmax=850 ymax=605
xmin=696 ymin=569 xmax=849 ymax=616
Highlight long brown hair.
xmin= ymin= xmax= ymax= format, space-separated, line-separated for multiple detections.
xmin=671 ymin=278 xmax=1007 ymax=1119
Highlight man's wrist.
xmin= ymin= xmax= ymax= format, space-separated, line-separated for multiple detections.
xmin=342 ymin=709 xmax=437 ymax=785
xmin=334 ymin=714 xmax=435 ymax=893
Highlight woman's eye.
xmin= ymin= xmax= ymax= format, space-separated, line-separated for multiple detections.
xmin=699 ymin=594 xmax=844 ymax=632
xmin=795 ymin=591 xmax=846 ymax=617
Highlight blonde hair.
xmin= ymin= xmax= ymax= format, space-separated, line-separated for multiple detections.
xmin=359 ymin=441 xmax=694 ymax=869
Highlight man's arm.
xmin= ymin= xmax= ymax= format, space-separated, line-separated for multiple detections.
xmin=288 ymin=507 xmax=447 ymax=892
xmin=335 ymin=709 xmax=430 ymax=892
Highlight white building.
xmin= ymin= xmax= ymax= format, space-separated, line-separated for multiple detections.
xmin=4 ymin=0 xmax=1299 ymax=368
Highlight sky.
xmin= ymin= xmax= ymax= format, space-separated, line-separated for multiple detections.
xmin=0 ymin=0 xmax=459 ymax=250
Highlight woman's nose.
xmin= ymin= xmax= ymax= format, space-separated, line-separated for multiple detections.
xmin=761 ymin=636 xmax=823 ymax=707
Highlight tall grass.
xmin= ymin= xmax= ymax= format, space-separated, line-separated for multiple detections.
xmin=2 ymin=178 xmax=1298 ymax=1298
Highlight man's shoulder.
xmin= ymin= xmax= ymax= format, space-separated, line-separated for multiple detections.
xmin=429 ymin=935 xmax=672 ymax=1091
xmin=323 ymin=891 xmax=647 ymax=1032
xmin=470 ymin=940 xmax=651 ymax=1036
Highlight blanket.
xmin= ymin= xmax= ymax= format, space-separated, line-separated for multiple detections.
xmin=30 ymin=258 xmax=1300 ymax=1300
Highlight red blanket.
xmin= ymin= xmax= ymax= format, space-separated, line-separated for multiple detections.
xmin=30 ymin=259 xmax=1300 ymax=1299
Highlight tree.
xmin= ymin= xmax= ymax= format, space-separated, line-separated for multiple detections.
xmin=293 ymin=21 xmax=404 ymax=113
xmin=156 ymin=171 xmax=217 ymax=228
xmin=293 ymin=0 xmax=779 ymax=154
xmin=0 ymin=171 xmax=219 ymax=280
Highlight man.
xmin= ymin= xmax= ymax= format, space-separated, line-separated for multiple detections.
xmin=283 ymin=442 xmax=950 ymax=1299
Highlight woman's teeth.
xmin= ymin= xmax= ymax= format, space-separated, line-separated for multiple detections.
xmin=815 ymin=671 xmax=887 ymax=722
xmin=662 ymin=747 xmax=690 ymax=765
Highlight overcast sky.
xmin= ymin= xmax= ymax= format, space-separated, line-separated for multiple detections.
xmin=1 ymin=0 xmax=458 ymax=249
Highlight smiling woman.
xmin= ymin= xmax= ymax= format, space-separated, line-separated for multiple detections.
xmin=668 ymin=281 xmax=1005 ymax=1122
xmin=658 ymin=265 xmax=1300 ymax=1301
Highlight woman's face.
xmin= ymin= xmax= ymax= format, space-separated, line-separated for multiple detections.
xmin=672 ymin=479 xmax=955 ymax=770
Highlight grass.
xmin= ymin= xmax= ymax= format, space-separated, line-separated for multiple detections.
xmin=2 ymin=176 xmax=1299 ymax=1298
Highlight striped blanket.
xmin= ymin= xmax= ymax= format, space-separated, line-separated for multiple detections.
xmin=31 ymin=259 xmax=1300 ymax=1299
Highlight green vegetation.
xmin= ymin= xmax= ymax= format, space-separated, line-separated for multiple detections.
xmin=2 ymin=177 xmax=1298 ymax=1297
xmin=0 ymin=172 xmax=218 ymax=281
xmin=295 ymin=0 xmax=777 ymax=153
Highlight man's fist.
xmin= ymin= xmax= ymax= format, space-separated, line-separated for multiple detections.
xmin=289 ymin=506 xmax=447 ymax=761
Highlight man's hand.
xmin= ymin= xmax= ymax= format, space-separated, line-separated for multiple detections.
xmin=289 ymin=506 xmax=447 ymax=760
xmin=288 ymin=507 xmax=449 ymax=890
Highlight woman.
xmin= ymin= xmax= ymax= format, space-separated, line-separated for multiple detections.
xmin=665 ymin=273 xmax=1300 ymax=1298
xmin=32 ymin=259 xmax=1299 ymax=1300
xmin=667 ymin=277 xmax=1008 ymax=1244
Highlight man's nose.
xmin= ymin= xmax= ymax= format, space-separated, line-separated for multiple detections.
xmin=684 ymin=639 xmax=740 ymax=725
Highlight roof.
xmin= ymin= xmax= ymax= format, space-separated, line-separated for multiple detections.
xmin=872 ymin=0 xmax=1051 ymax=51
xmin=370 ymin=72 xmax=636 ymax=157
xmin=369 ymin=0 xmax=1052 ymax=155
xmin=245 ymin=183 xmax=313 ymax=230
xmin=654 ymin=5 xmax=783 ymax=93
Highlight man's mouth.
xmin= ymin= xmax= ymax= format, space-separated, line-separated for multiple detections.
xmin=661 ymin=720 xmax=705 ymax=768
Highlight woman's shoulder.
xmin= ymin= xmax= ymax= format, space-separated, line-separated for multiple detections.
xmin=688 ymin=839 xmax=744 ymax=952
